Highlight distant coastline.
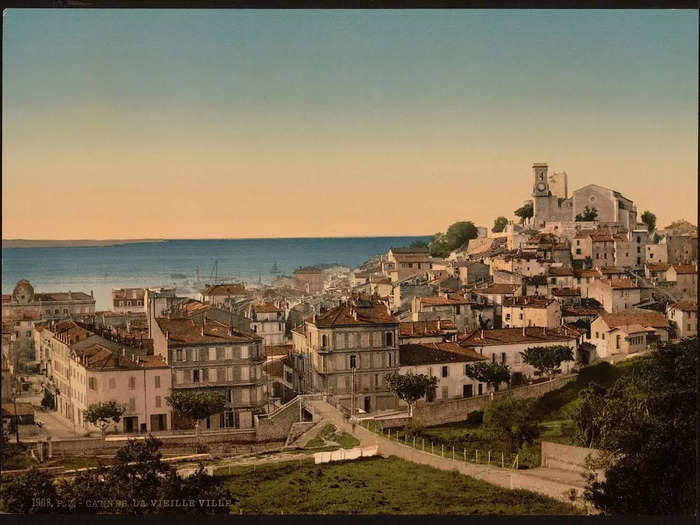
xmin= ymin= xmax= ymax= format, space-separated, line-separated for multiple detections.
xmin=2 ymin=239 xmax=166 ymax=249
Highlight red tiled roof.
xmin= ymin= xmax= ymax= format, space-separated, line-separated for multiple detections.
xmin=597 ymin=310 xmax=669 ymax=329
xmin=548 ymin=266 xmax=575 ymax=276
xmin=599 ymin=267 xmax=626 ymax=274
xmin=399 ymin=320 xmax=457 ymax=337
xmin=552 ymin=288 xmax=581 ymax=297
xmin=601 ymin=279 xmax=639 ymax=290
xmin=254 ymin=303 xmax=282 ymax=313
xmin=575 ymin=269 xmax=603 ymax=278
xmin=668 ymin=300 xmax=697 ymax=313
xmin=399 ymin=343 xmax=488 ymax=366
xmin=35 ymin=292 xmax=94 ymax=302
xmin=671 ymin=264 xmax=697 ymax=275
xmin=459 ymin=326 xmax=579 ymax=347
xmin=156 ymin=317 xmax=260 ymax=345
xmin=312 ymin=298 xmax=398 ymax=328
xmin=646 ymin=263 xmax=670 ymax=272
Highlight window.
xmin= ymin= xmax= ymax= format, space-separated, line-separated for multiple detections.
xmin=209 ymin=348 xmax=216 ymax=361
xmin=226 ymin=367 xmax=233 ymax=381
xmin=192 ymin=369 xmax=200 ymax=383
xmin=637 ymin=246 xmax=641 ymax=254
xmin=240 ymin=345 xmax=249 ymax=359
xmin=109 ymin=378 xmax=116 ymax=389
xmin=193 ymin=348 xmax=199 ymax=362
xmin=129 ymin=377 xmax=136 ymax=390
xmin=175 ymin=349 xmax=183 ymax=362
xmin=89 ymin=377 xmax=97 ymax=390
xmin=595 ymin=332 xmax=599 ymax=339
xmin=441 ymin=366 xmax=448 ymax=378
xmin=602 ymin=333 xmax=605 ymax=340
xmin=505 ymin=313 xmax=511 ymax=321
xmin=350 ymin=355 xmax=357 ymax=369
xmin=210 ymin=368 xmax=218 ymax=382
xmin=616 ymin=335 xmax=621 ymax=349
xmin=455 ymin=306 xmax=461 ymax=315
xmin=501 ymin=352 xmax=506 ymax=364
xmin=155 ymin=396 xmax=161 ymax=408
xmin=575 ymin=249 xmax=581 ymax=255
xmin=385 ymin=332 xmax=393 ymax=347
xmin=241 ymin=389 xmax=250 ymax=403
xmin=387 ymin=352 xmax=392 ymax=367
xmin=129 ymin=398 xmax=136 ymax=410
xmin=225 ymin=347 xmax=233 ymax=360
xmin=176 ymin=370 xmax=184 ymax=384
xmin=491 ymin=353 xmax=496 ymax=363
xmin=155 ymin=375 xmax=161 ymax=388
xmin=240 ymin=366 xmax=249 ymax=381
xmin=322 ymin=334 xmax=328 ymax=348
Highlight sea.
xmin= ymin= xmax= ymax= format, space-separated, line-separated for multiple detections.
xmin=1 ymin=236 xmax=431 ymax=311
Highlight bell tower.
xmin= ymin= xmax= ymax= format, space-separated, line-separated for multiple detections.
xmin=532 ymin=163 xmax=549 ymax=197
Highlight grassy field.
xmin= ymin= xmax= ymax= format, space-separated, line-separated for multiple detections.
xmin=394 ymin=359 xmax=643 ymax=464
xmin=305 ymin=424 xmax=360 ymax=450
xmin=220 ymin=456 xmax=582 ymax=515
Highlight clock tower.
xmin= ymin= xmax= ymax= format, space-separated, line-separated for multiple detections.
xmin=532 ymin=163 xmax=549 ymax=197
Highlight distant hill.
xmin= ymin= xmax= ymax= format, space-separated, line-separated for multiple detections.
xmin=2 ymin=239 xmax=165 ymax=248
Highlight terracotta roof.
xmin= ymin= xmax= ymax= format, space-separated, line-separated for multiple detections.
xmin=600 ymin=278 xmax=639 ymax=290
xmin=156 ymin=317 xmax=260 ymax=345
xmin=419 ymin=296 xmax=471 ymax=306
xmin=203 ymin=283 xmax=246 ymax=296
xmin=667 ymin=300 xmax=697 ymax=313
xmin=523 ymin=275 xmax=549 ymax=286
xmin=35 ymin=291 xmax=94 ymax=302
xmin=597 ymin=310 xmax=669 ymax=330
xmin=600 ymin=267 xmax=626 ymax=274
xmin=254 ymin=303 xmax=282 ymax=313
xmin=671 ymin=264 xmax=697 ymax=275
xmin=312 ymin=298 xmax=397 ymax=328
xmin=459 ymin=326 xmax=578 ymax=347
xmin=474 ymin=284 xmax=520 ymax=295
xmin=265 ymin=344 xmax=293 ymax=357
xmin=392 ymin=254 xmax=434 ymax=263
xmin=399 ymin=343 xmax=488 ymax=366
xmin=502 ymin=296 xmax=555 ymax=308
xmin=548 ymin=266 xmax=575 ymax=276
xmin=610 ymin=324 xmax=655 ymax=335
xmin=112 ymin=288 xmax=146 ymax=300
xmin=646 ymin=263 xmax=670 ymax=272
xmin=574 ymin=229 xmax=598 ymax=239
xmin=399 ymin=320 xmax=457 ymax=337
xmin=552 ymin=288 xmax=581 ymax=297
xmin=73 ymin=343 xmax=167 ymax=370
xmin=575 ymin=269 xmax=603 ymax=278
xmin=562 ymin=307 xmax=605 ymax=317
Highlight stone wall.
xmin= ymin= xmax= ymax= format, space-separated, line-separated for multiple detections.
xmin=541 ymin=441 xmax=604 ymax=474
xmin=255 ymin=397 xmax=302 ymax=442
xmin=412 ymin=374 xmax=576 ymax=427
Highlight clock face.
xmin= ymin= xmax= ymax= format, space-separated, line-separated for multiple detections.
xmin=536 ymin=182 xmax=547 ymax=192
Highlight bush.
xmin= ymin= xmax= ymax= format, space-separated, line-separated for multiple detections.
xmin=466 ymin=410 xmax=483 ymax=425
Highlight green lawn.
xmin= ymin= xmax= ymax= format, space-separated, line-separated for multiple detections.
xmin=305 ymin=424 xmax=360 ymax=450
xmin=219 ymin=456 xmax=582 ymax=515
xmin=393 ymin=359 xmax=644 ymax=463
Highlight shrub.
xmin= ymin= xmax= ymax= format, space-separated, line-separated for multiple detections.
xmin=466 ymin=410 xmax=483 ymax=425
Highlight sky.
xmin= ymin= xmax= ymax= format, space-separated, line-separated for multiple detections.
xmin=2 ymin=9 xmax=697 ymax=239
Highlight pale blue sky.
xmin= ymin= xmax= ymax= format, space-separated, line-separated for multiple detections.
xmin=3 ymin=10 xmax=697 ymax=238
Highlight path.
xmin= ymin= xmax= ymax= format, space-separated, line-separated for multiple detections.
xmin=305 ymin=399 xmax=591 ymax=511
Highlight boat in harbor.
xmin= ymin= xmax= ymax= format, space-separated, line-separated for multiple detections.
xmin=270 ymin=261 xmax=281 ymax=274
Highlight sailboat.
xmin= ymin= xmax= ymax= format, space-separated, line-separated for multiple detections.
xmin=270 ymin=261 xmax=281 ymax=274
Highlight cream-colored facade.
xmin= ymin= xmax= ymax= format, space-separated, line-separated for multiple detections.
xmin=588 ymin=279 xmax=641 ymax=313
xmin=666 ymin=301 xmax=697 ymax=339
xmin=646 ymin=243 xmax=668 ymax=264
xmin=589 ymin=312 xmax=669 ymax=359
xmin=502 ymin=298 xmax=561 ymax=329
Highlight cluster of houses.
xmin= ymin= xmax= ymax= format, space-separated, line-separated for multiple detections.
xmin=2 ymin=162 xmax=697 ymax=434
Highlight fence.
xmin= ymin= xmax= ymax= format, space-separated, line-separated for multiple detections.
xmin=313 ymin=445 xmax=378 ymax=464
xmin=412 ymin=374 xmax=576 ymax=427
xmin=360 ymin=420 xmax=521 ymax=471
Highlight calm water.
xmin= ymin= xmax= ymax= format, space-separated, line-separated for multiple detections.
xmin=1 ymin=237 xmax=430 ymax=310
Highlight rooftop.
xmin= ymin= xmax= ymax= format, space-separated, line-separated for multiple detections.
xmin=671 ymin=264 xmax=697 ymax=275
xmin=399 ymin=320 xmax=457 ymax=338
xmin=399 ymin=343 xmax=488 ymax=366
xmin=459 ymin=326 xmax=579 ymax=347
xmin=667 ymin=300 xmax=697 ymax=313
xmin=156 ymin=317 xmax=260 ymax=345
xmin=254 ymin=302 xmax=283 ymax=314
xmin=552 ymin=288 xmax=581 ymax=297
xmin=418 ymin=296 xmax=471 ymax=306
xmin=311 ymin=297 xmax=398 ymax=328
xmin=597 ymin=310 xmax=669 ymax=330
xmin=203 ymin=283 xmax=246 ymax=296
xmin=502 ymin=296 xmax=555 ymax=308
xmin=474 ymin=283 xmax=520 ymax=295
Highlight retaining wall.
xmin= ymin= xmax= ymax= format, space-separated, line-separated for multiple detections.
xmin=413 ymin=374 xmax=576 ymax=427
xmin=541 ymin=441 xmax=604 ymax=475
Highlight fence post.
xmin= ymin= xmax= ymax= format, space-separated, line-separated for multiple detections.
xmin=441 ymin=444 xmax=444 ymax=457
xmin=501 ymin=452 xmax=504 ymax=468
xmin=413 ymin=436 xmax=416 ymax=448
xmin=475 ymin=450 xmax=478 ymax=463
xmin=463 ymin=448 xmax=466 ymax=462
xmin=431 ymin=442 xmax=434 ymax=455
xmin=452 ymin=446 xmax=455 ymax=461
xmin=487 ymin=451 xmax=490 ymax=465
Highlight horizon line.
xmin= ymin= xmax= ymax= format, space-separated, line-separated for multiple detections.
xmin=2 ymin=234 xmax=434 ymax=242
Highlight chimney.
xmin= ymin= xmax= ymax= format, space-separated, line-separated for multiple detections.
xmin=522 ymin=326 xmax=526 ymax=336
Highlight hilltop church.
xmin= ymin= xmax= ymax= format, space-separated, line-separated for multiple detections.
xmin=529 ymin=163 xmax=638 ymax=231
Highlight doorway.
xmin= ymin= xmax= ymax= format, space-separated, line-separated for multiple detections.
xmin=364 ymin=396 xmax=371 ymax=413
xmin=123 ymin=417 xmax=138 ymax=433
xmin=463 ymin=384 xmax=473 ymax=398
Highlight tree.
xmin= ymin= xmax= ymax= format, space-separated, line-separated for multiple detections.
xmin=464 ymin=361 xmax=510 ymax=393
xmin=576 ymin=338 xmax=696 ymax=514
xmin=0 ymin=468 xmax=58 ymax=513
xmin=166 ymin=390 xmax=226 ymax=441
xmin=409 ymin=240 xmax=429 ymax=249
xmin=520 ymin=345 xmax=574 ymax=380
xmin=57 ymin=436 xmax=234 ymax=514
xmin=428 ymin=232 xmax=451 ymax=258
xmin=41 ymin=390 xmax=55 ymax=410
xmin=641 ymin=210 xmax=656 ymax=233
xmin=492 ymin=217 xmax=509 ymax=233
xmin=575 ymin=206 xmax=598 ymax=222
xmin=384 ymin=373 xmax=437 ymax=416
xmin=482 ymin=394 xmax=540 ymax=454
xmin=514 ymin=202 xmax=533 ymax=223
xmin=85 ymin=401 xmax=126 ymax=440
xmin=444 ymin=221 xmax=479 ymax=250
